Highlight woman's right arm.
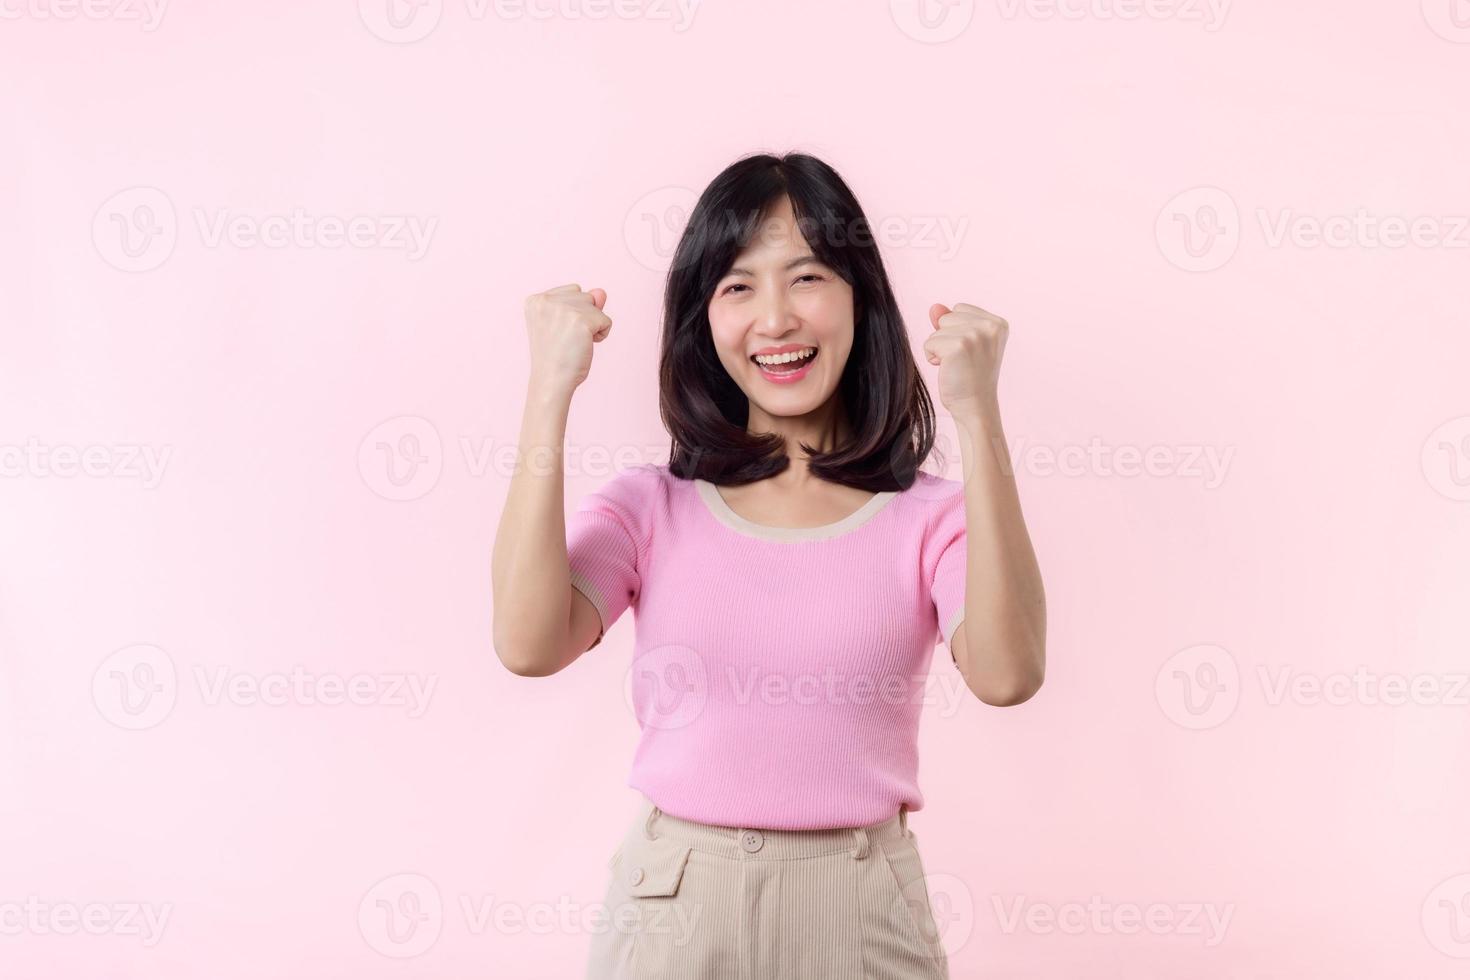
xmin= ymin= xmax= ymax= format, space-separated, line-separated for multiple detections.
xmin=491 ymin=284 xmax=613 ymax=677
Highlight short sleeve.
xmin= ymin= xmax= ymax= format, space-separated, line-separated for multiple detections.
xmin=924 ymin=480 xmax=967 ymax=653
xmin=566 ymin=464 xmax=660 ymax=650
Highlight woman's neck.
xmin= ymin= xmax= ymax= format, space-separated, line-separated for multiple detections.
xmin=746 ymin=399 xmax=850 ymax=467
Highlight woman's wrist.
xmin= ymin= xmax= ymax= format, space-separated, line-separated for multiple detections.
xmin=525 ymin=377 xmax=576 ymax=413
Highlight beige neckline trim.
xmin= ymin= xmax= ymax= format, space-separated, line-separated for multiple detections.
xmin=692 ymin=478 xmax=899 ymax=541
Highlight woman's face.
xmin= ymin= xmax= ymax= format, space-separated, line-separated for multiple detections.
xmin=707 ymin=194 xmax=854 ymax=419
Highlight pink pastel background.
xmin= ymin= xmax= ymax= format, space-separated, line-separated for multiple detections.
xmin=3 ymin=1 xmax=1469 ymax=976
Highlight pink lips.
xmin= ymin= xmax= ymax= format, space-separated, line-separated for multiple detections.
xmin=752 ymin=348 xmax=818 ymax=385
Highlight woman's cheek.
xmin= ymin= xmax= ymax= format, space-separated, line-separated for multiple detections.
xmin=798 ymin=292 xmax=849 ymax=335
xmin=707 ymin=313 xmax=747 ymax=368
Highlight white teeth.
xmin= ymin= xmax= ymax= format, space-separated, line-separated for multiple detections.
xmin=753 ymin=347 xmax=817 ymax=366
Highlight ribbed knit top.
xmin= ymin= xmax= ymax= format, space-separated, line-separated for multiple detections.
xmin=566 ymin=462 xmax=967 ymax=831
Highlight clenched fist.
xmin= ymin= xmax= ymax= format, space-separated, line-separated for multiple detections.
xmin=924 ymin=302 xmax=1008 ymax=416
xmin=524 ymin=284 xmax=613 ymax=399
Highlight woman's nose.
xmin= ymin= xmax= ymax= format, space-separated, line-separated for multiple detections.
xmin=754 ymin=292 xmax=796 ymax=333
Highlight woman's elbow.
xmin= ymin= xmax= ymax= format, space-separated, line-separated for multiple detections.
xmin=970 ymin=660 xmax=1045 ymax=707
xmin=497 ymin=648 xmax=556 ymax=677
xmin=493 ymin=628 xmax=563 ymax=678
xmin=974 ymin=678 xmax=1042 ymax=707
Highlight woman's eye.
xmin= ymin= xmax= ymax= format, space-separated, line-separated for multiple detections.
xmin=721 ymin=275 xmax=820 ymax=296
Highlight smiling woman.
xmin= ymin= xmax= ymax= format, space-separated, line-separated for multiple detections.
xmin=491 ymin=150 xmax=1047 ymax=980
xmin=657 ymin=154 xmax=936 ymax=491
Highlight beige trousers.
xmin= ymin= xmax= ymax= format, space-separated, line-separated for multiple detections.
xmin=585 ymin=796 xmax=950 ymax=980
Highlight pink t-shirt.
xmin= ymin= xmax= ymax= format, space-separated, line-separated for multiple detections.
xmin=566 ymin=462 xmax=967 ymax=831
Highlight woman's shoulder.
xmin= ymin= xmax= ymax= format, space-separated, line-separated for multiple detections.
xmin=886 ymin=469 xmax=965 ymax=573
xmin=600 ymin=459 xmax=673 ymax=489
xmin=889 ymin=467 xmax=966 ymax=534
xmin=581 ymin=460 xmax=676 ymax=514
xmin=899 ymin=468 xmax=965 ymax=507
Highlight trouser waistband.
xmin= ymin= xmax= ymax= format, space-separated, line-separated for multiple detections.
xmin=637 ymin=796 xmax=911 ymax=861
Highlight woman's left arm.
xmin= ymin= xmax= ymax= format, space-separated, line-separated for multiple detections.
xmin=923 ymin=302 xmax=1047 ymax=706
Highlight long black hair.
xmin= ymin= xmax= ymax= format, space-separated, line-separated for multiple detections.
xmin=659 ymin=151 xmax=938 ymax=493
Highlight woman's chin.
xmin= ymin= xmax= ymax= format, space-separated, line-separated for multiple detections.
xmin=745 ymin=384 xmax=838 ymax=420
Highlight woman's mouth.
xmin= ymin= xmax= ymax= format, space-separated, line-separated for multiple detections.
xmin=751 ymin=346 xmax=819 ymax=384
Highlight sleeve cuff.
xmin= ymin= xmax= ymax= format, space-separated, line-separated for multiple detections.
xmin=569 ymin=571 xmax=609 ymax=649
xmin=944 ymin=609 xmax=965 ymax=651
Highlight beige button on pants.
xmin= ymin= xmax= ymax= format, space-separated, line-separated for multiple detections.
xmin=585 ymin=796 xmax=950 ymax=979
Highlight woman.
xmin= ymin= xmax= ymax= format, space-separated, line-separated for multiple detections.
xmin=491 ymin=152 xmax=1047 ymax=979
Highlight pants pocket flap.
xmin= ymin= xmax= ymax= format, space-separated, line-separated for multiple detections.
xmin=619 ymin=837 xmax=692 ymax=898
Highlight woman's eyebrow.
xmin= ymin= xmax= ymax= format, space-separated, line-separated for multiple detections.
xmin=726 ymin=256 xmax=822 ymax=278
